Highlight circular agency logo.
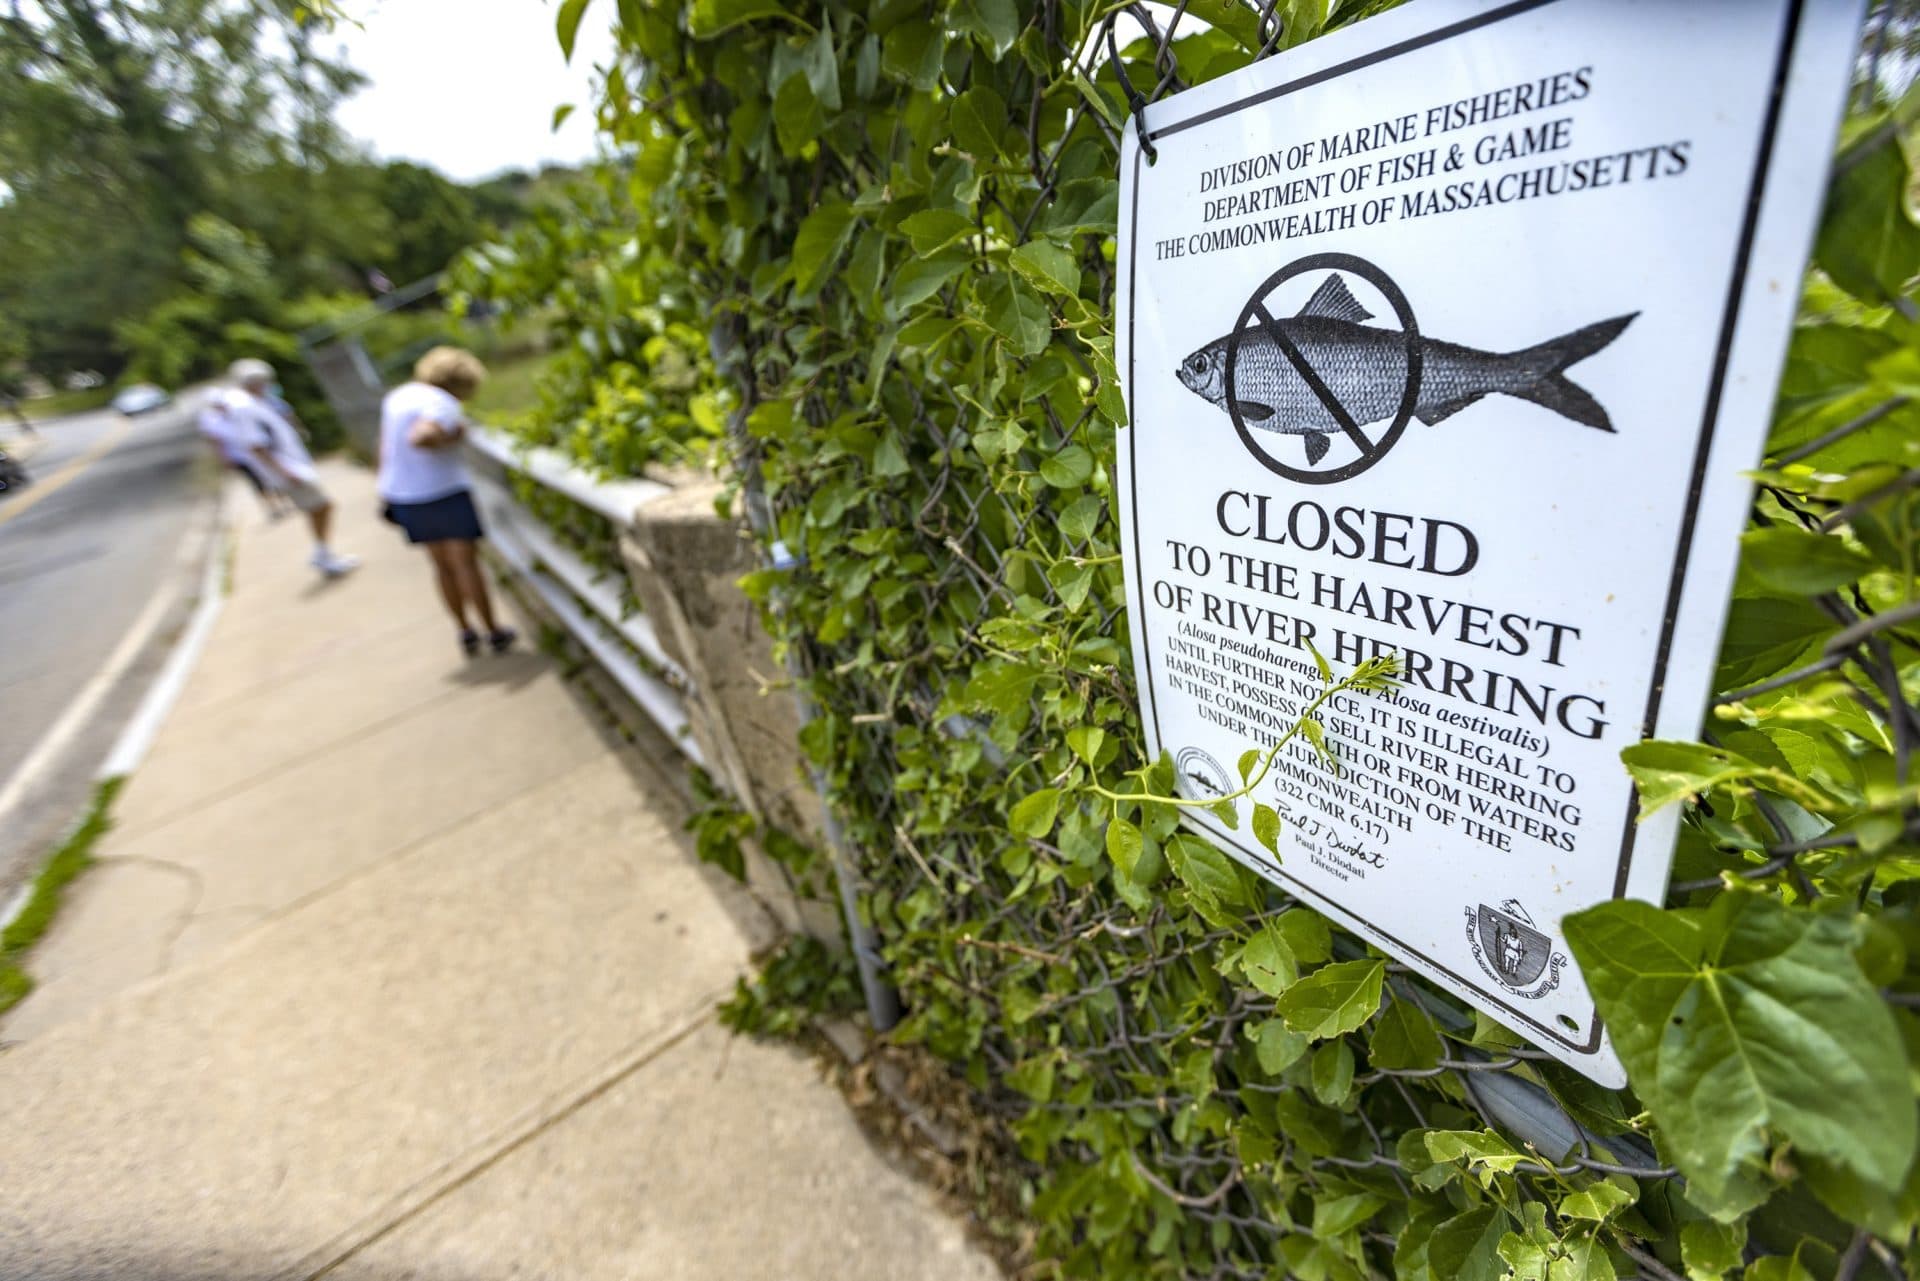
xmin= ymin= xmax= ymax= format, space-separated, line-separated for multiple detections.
xmin=1175 ymin=251 xmax=1424 ymax=486
xmin=1465 ymin=898 xmax=1567 ymax=1000
xmin=1174 ymin=746 xmax=1233 ymax=802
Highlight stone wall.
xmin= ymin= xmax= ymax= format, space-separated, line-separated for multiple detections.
xmin=619 ymin=481 xmax=842 ymax=946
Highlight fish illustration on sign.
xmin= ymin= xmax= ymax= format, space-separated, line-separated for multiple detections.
xmin=1175 ymin=273 xmax=1636 ymax=465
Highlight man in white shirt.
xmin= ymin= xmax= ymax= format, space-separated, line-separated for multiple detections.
xmin=196 ymin=394 xmax=289 ymax=519
xmin=226 ymin=359 xmax=358 ymax=577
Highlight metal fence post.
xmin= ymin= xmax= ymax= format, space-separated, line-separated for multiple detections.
xmin=712 ymin=319 xmax=901 ymax=1034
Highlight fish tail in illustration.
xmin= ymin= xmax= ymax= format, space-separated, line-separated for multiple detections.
xmin=1504 ymin=313 xmax=1637 ymax=432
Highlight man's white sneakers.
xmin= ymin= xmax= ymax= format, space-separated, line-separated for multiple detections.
xmin=311 ymin=550 xmax=360 ymax=578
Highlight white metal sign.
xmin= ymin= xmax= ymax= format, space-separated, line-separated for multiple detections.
xmin=1115 ymin=0 xmax=1862 ymax=1082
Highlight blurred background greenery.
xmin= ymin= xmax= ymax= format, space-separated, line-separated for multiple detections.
xmin=0 ymin=1 xmax=577 ymax=448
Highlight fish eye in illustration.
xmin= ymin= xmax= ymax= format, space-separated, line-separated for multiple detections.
xmin=1177 ymin=348 xmax=1228 ymax=404
xmin=1176 ymin=271 xmax=1636 ymax=469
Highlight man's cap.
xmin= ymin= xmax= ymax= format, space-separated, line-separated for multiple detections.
xmin=228 ymin=358 xmax=275 ymax=386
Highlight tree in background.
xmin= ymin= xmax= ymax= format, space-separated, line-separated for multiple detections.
xmin=373 ymin=162 xmax=482 ymax=288
xmin=0 ymin=0 xmax=368 ymax=376
xmin=0 ymin=0 xmax=535 ymax=413
xmin=0 ymin=314 xmax=31 ymax=424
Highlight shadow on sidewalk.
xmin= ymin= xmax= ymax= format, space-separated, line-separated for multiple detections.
xmin=297 ymin=573 xmax=355 ymax=600
xmin=444 ymin=650 xmax=546 ymax=690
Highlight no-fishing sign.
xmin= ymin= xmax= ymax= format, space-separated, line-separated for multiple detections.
xmin=1114 ymin=0 xmax=1862 ymax=1082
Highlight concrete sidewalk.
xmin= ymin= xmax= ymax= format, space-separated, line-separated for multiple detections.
xmin=0 ymin=460 xmax=997 ymax=1281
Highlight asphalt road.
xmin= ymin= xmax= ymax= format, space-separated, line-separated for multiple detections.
xmin=0 ymin=398 xmax=218 ymax=900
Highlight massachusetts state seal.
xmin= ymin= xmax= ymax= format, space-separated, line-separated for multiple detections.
xmin=1465 ymin=899 xmax=1566 ymax=1000
xmin=1175 ymin=746 xmax=1232 ymax=801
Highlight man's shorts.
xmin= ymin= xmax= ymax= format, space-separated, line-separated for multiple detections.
xmin=230 ymin=459 xmax=270 ymax=495
xmin=284 ymin=478 xmax=329 ymax=513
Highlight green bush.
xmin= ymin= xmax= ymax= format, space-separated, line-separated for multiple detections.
xmin=449 ymin=165 xmax=729 ymax=475
xmin=474 ymin=2 xmax=1920 ymax=1276
xmin=118 ymin=215 xmax=343 ymax=451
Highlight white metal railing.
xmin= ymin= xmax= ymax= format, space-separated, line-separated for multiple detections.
xmin=466 ymin=429 xmax=671 ymax=527
xmin=465 ymin=426 xmax=705 ymax=769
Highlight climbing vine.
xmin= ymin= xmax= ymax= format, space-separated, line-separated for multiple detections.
xmin=457 ymin=2 xmax=1920 ymax=1277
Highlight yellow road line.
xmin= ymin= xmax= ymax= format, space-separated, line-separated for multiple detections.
xmin=0 ymin=414 xmax=135 ymax=529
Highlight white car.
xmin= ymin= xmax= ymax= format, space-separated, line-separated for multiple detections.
xmin=111 ymin=384 xmax=171 ymax=415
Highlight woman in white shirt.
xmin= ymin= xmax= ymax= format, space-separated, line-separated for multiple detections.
xmin=377 ymin=347 xmax=515 ymax=656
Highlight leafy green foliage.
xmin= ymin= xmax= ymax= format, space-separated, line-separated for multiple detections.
xmin=480 ymin=1 xmax=1920 ymax=1276
xmin=1567 ymin=894 xmax=1913 ymax=1210
xmin=114 ymin=215 xmax=347 ymax=449
xmin=0 ymin=778 xmax=125 ymax=1016
xmin=688 ymin=799 xmax=755 ymax=882
xmin=718 ymin=934 xmax=862 ymax=1038
xmin=0 ymin=3 xmax=518 ymax=390
xmin=448 ymin=165 xmax=728 ymax=475
xmin=685 ymin=768 xmax=834 ymax=901
xmin=1818 ymin=137 xmax=1920 ymax=304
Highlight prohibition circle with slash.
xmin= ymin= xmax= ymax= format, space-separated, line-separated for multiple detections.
xmin=1224 ymin=252 xmax=1423 ymax=485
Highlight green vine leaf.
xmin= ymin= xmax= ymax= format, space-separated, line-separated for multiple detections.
xmin=1253 ymin=1016 xmax=1309 ymax=1074
xmin=1241 ymin=921 xmax=1299 ymax=997
xmin=1307 ymin=638 xmax=1334 ymax=683
xmin=1427 ymin=1205 xmax=1512 ymax=1281
xmin=1619 ymin=740 xmax=1828 ymax=818
xmin=1564 ymin=894 xmax=1916 ymax=1208
xmin=1680 ymin=1220 xmax=1747 ymax=1281
xmin=1274 ymin=908 xmax=1332 ymax=963
xmin=1310 ymin=1038 xmax=1355 ymax=1104
xmin=1301 ymin=717 xmax=1333 ymax=767
xmin=900 ymin=208 xmax=975 ymax=254
xmin=1236 ymin=748 xmax=1260 ymax=783
xmin=1056 ymin=493 xmax=1104 ymax=543
xmin=1557 ymin=1181 xmax=1634 ymax=1223
xmin=1066 ymin=726 xmax=1105 ymax=766
xmin=556 ymin=0 xmax=592 ymax=61
xmin=1104 ymin=817 xmax=1142 ymax=874
xmin=1010 ymin=788 xmax=1061 ymax=838
xmin=1426 ymin=1130 xmax=1530 ymax=1185
xmin=872 ymin=429 xmax=908 ymax=477
xmin=880 ymin=20 xmax=945 ymax=90
xmin=1818 ymin=133 xmax=1920 ymax=304
xmin=1252 ymin=802 xmax=1282 ymax=855
xmin=772 ymin=73 xmax=826 ymax=154
xmin=688 ymin=0 xmax=792 ymax=38
xmin=1039 ymin=443 xmax=1094 ymax=487
xmin=1276 ymin=958 xmax=1384 ymax=1040
xmin=1738 ymin=526 xmax=1873 ymax=596
xmin=1312 ymin=1189 xmax=1386 ymax=1237
xmin=1165 ymin=832 xmax=1247 ymax=915
xmin=1006 ymin=1055 xmax=1056 ymax=1101
xmin=1010 ymin=240 xmax=1082 ymax=298
xmin=887 ymin=250 xmax=970 ymax=316
xmin=950 ymin=85 xmax=1007 ymax=159
xmin=1368 ymin=991 xmax=1443 ymax=1071
xmin=1743 ymin=1247 xmax=1821 ymax=1281
xmin=965 ymin=662 xmax=1041 ymax=719
xmin=1712 ymin=598 xmax=1834 ymax=692
xmin=790 ymin=201 xmax=856 ymax=296
xmin=1554 ymin=1231 xmax=1619 ymax=1281
xmin=950 ymin=0 xmax=1020 ymax=59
